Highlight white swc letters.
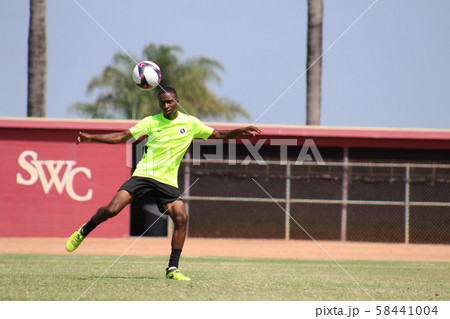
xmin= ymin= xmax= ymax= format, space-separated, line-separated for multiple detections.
xmin=16 ymin=150 xmax=93 ymax=201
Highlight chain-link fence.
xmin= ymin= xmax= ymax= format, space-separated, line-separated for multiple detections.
xmin=180 ymin=159 xmax=450 ymax=244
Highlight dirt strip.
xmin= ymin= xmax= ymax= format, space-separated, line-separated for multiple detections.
xmin=0 ymin=237 xmax=449 ymax=262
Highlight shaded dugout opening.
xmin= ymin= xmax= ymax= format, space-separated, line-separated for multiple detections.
xmin=127 ymin=126 xmax=450 ymax=243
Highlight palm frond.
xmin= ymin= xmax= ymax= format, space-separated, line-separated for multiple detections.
xmin=69 ymin=43 xmax=250 ymax=121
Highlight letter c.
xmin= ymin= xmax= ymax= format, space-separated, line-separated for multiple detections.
xmin=65 ymin=167 xmax=93 ymax=201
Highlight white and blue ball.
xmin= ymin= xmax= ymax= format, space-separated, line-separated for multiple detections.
xmin=132 ymin=61 xmax=162 ymax=90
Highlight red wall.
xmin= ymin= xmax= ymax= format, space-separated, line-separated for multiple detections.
xmin=2 ymin=118 xmax=450 ymax=238
xmin=0 ymin=118 xmax=135 ymax=237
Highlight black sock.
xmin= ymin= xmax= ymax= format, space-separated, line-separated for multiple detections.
xmin=168 ymin=248 xmax=182 ymax=269
xmin=80 ymin=217 xmax=99 ymax=236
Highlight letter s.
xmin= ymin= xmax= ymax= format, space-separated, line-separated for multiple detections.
xmin=17 ymin=150 xmax=38 ymax=185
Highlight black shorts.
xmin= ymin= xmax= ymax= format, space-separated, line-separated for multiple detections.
xmin=119 ymin=176 xmax=182 ymax=212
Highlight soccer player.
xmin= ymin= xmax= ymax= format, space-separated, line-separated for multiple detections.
xmin=66 ymin=86 xmax=261 ymax=281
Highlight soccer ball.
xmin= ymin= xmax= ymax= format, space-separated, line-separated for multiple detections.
xmin=132 ymin=61 xmax=162 ymax=90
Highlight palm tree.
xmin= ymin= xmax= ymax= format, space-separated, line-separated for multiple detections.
xmin=27 ymin=0 xmax=47 ymax=117
xmin=70 ymin=44 xmax=250 ymax=121
xmin=306 ymin=0 xmax=323 ymax=125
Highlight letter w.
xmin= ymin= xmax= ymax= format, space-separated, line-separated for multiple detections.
xmin=32 ymin=160 xmax=76 ymax=194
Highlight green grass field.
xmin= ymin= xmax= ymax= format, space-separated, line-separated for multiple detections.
xmin=0 ymin=254 xmax=448 ymax=301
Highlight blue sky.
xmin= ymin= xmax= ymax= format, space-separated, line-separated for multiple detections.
xmin=1 ymin=0 xmax=449 ymax=129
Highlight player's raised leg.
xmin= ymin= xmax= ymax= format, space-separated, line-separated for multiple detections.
xmin=163 ymin=200 xmax=191 ymax=281
xmin=65 ymin=190 xmax=134 ymax=252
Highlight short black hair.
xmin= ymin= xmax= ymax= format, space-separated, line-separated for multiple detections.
xmin=158 ymin=86 xmax=177 ymax=99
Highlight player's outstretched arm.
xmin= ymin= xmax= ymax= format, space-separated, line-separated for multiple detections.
xmin=208 ymin=125 xmax=261 ymax=140
xmin=76 ymin=130 xmax=133 ymax=145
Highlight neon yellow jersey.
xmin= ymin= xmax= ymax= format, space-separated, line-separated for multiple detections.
xmin=129 ymin=112 xmax=213 ymax=188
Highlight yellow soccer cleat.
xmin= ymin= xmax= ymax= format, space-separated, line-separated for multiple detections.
xmin=65 ymin=224 xmax=86 ymax=252
xmin=165 ymin=268 xmax=191 ymax=281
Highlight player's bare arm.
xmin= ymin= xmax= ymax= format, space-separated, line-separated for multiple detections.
xmin=76 ymin=130 xmax=133 ymax=144
xmin=208 ymin=125 xmax=261 ymax=140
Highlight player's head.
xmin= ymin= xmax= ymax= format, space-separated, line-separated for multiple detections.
xmin=158 ymin=86 xmax=178 ymax=99
xmin=158 ymin=86 xmax=179 ymax=119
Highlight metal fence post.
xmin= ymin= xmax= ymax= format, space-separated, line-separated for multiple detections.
xmin=340 ymin=147 xmax=349 ymax=241
xmin=405 ymin=164 xmax=410 ymax=244
xmin=285 ymin=161 xmax=291 ymax=240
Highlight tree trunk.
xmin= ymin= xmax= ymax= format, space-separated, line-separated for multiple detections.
xmin=27 ymin=0 xmax=47 ymax=117
xmin=306 ymin=0 xmax=323 ymax=125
